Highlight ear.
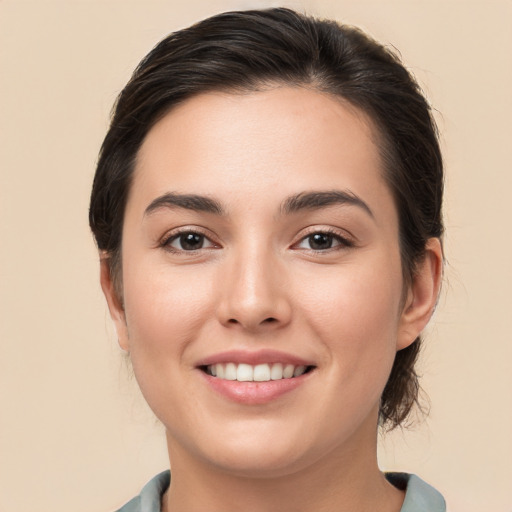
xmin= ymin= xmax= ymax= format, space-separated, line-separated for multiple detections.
xmin=397 ymin=238 xmax=443 ymax=350
xmin=99 ymin=254 xmax=130 ymax=352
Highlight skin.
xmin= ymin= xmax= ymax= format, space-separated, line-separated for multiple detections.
xmin=101 ymin=86 xmax=443 ymax=512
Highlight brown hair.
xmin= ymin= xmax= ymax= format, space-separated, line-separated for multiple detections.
xmin=89 ymin=7 xmax=443 ymax=429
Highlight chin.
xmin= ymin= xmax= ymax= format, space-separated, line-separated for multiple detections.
xmin=180 ymin=417 xmax=348 ymax=480
xmin=205 ymin=444 xmax=315 ymax=479
xmin=166 ymin=417 xmax=315 ymax=479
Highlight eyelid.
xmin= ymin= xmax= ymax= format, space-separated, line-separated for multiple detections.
xmin=159 ymin=226 xmax=220 ymax=253
xmin=157 ymin=225 xmax=355 ymax=254
xmin=292 ymin=226 xmax=356 ymax=252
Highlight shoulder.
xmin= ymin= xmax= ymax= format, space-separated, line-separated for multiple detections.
xmin=115 ymin=470 xmax=170 ymax=512
xmin=386 ymin=473 xmax=446 ymax=512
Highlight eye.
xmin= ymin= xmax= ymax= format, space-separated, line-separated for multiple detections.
xmin=296 ymin=231 xmax=352 ymax=251
xmin=164 ymin=231 xmax=216 ymax=252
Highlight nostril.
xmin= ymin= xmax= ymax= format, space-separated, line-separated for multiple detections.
xmin=227 ymin=317 xmax=277 ymax=326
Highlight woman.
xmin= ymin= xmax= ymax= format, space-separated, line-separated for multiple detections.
xmin=89 ymin=8 xmax=444 ymax=512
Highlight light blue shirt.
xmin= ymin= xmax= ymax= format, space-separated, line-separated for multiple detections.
xmin=116 ymin=470 xmax=445 ymax=512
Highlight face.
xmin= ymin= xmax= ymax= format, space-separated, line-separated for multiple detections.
xmin=103 ymin=87 xmax=432 ymax=477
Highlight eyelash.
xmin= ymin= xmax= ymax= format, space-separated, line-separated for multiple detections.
xmin=294 ymin=228 xmax=354 ymax=253
xmin=160 ymin=227 xmax=354 ymax=254
xmin=160 ymin=228 xmax=217 ymax=254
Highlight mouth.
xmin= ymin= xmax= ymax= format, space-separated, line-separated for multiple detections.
xmin=195 ymin=351 xmax=316 ymax=404
xmin=200 ymin=362 xmax=315 ymax=382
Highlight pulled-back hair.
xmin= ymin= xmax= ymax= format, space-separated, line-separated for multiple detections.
xmin=89 ymin=7 xmax=443 ymax=429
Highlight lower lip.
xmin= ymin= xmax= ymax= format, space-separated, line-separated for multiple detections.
xmin=199 ymin=371 xmax=312 ymax=405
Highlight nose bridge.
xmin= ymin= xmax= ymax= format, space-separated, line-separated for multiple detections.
xmin=217 ymin=238 xmax=291 ymax=331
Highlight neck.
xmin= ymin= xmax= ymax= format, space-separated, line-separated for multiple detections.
xmin=161 ymin=429 xmax=404 ymax=512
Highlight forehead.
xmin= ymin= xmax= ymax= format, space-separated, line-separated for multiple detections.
xmin=130 ymin=86 xmax=394 ymax=222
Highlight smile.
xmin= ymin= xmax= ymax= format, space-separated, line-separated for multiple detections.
xmin=204 ymin=362 xmax=312 ymax=382
xmin=196 ymin=350 xmax=316 ymax=403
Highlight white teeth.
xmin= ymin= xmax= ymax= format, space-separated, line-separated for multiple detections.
xmin=253 ymin=364 xmax=271 ymax=382
xmin=225 ymin=362 xmax=237 ymax=380
xmin=236 ymin=363 xmax=253 ymax=382
xmin=205 ymin=362 xmax=310 ymax=382
xmin=293 ymin=365 xmax=306 ymax=377
xmin=270 ymin=363 xmax=283 ymax=380
xmin=283 ymin=364 xmax=295 ymax=379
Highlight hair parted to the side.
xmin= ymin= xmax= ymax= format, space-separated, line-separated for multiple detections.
xmin=89 ymin=7 xmax=443 ymax=430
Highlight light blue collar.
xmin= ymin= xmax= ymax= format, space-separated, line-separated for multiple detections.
xmin=117 ymin=470 xmax=445 ymax=512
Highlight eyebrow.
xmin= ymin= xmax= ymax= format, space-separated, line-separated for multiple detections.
xmin=144 ymin=192 xmax=225 ymax=217
xmin=280 ymin=190 xmax=374 ymax=218
xmin=144 ymin=189 xmax=373 ymax=218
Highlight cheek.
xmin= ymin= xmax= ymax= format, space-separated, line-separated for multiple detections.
xmin=298 ymin=256 xmax=403 ymax=372
xmin=119 ymin=261 xmax=219 ymax=417
xmin=121 ymin=259 xmax=216 ymax=358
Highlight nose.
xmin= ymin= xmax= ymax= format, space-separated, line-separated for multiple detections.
xmin=215 ymin=246 xmax=292 ymax=333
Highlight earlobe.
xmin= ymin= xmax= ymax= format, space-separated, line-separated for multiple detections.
xmin=397 ymin=238 xmax=443 ymax=350
xmin=99 ymin=254 xmax=130 ymax=351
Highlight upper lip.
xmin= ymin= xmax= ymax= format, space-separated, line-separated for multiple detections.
xmin=195 ymin=349 xmax=315 ymax=367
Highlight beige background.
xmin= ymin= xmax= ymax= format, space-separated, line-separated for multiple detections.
xmin=1 ymin=0 xmax=511 ymax=511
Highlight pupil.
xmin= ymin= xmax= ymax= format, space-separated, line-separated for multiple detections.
xmin=309 ymin=233 xmax=332 ymax=250
xmin=180 ymin=233 xmax=203 ymax=250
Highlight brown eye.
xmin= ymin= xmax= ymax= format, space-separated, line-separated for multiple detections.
xmin=166 ymin=231 xmax=214 ymax=251
xmin=296 ymin=231 xmax=352 ymax=251
xmin=308 ymin=233 xmax=334 ymax=250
